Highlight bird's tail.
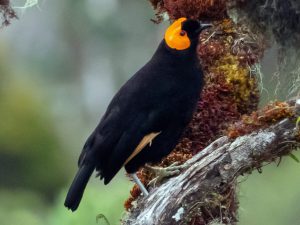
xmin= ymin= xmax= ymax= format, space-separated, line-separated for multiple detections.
xmin=64 ymin=164 xmax=94 ymax=211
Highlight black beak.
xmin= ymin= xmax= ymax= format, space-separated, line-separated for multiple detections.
xmin=196 ymin=22 xmax=212 ymax=34
xmin=201 ymin=23 xmax=213 ymax=30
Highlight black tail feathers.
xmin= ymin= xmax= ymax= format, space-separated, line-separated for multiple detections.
xmin=64 ymin=164 xmax=94 ymax=211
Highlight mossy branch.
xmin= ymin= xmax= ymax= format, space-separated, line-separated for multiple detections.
xmin=122 ymin=99 xmax=300 ymax=225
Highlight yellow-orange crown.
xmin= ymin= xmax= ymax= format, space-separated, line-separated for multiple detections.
xmin=164 ymin=17 xmax=191 ymax=50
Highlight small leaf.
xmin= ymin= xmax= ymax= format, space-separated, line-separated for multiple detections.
xmin=296 ymin=117 xmax=300 ymax=129
xmin=96 ymin=214 xmax=111 ymax=225
xmin=289 ymin=153 xmax=300 ymax=163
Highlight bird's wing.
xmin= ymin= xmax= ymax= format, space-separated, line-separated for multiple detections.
xmin=78 ymin=131 xmax=96 ymax=167
xmin=78 ymin=104 xmax=126 ymax=167
xmin=123 ymin=131 xmax=161 ymax=165
xmin=78 ymin=65 xmax=172 ymax=183
xmin=99 ymin=108 xmax=164 ymax=185
xmin=77 ymin=96 xmax=165 ymax=184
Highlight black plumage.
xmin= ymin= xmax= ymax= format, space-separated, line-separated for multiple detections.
xmin=65 ymin=19 xmax=209 ymax=211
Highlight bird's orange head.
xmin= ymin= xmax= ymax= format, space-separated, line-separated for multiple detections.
xmin=164 ymin=17 xmax=211 ymax=51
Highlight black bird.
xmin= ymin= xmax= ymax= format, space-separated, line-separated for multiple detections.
xmin=64 ymin=18 xmax=211 ymax=211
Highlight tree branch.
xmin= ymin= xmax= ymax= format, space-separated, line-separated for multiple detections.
xmin=122 ymin=100 xmax=300 ymax=225
xmin=0 ymin=0 xmax=17 ymax=27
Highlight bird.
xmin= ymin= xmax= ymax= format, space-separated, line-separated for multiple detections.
xmin=64 ymin=17 xmax=211 ymax=211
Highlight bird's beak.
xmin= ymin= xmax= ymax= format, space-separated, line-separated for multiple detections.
xmin=201 ymin=23 xmax=213 ymax=30
xmin=200 ymin=23 xmax=213 ymax=32
xmin=196 ymin=22 xmax=212 ymax=34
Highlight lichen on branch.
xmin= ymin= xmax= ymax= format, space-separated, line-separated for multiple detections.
xmin=0 ymin=0 xmax=17 ymax=26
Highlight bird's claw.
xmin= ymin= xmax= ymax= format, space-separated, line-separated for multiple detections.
xmin=146 ymin=162 xmax=186 ymax=186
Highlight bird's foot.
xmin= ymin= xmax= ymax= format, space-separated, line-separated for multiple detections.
xmin=131 ymin=173 xmax=149 ymax=196
xmin=145 ymin=162 xmax=186 ymax=186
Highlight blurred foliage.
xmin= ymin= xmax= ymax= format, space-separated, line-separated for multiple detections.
xmin=0 ymin=189 xmax=48 ymax=225
xmin=49 ymin=180 xmax=132 ymax=225
xmin=239 ymin=154 xmax=300 ymax=225
xmin=0 ymin=55 xmax=69 ymax=198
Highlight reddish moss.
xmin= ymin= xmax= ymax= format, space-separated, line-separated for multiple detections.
xmin=124 ymin=184 xmax=141 ymax=209
xmin=227 ymin=101 xmax=294 ymax=138
xmin=124 ymin=196 xmax=135 ymax=210
xmin=149 ymin=0 xmax=228 ymax=20
xmin=199 ymin=19 xmax=262 ymax=114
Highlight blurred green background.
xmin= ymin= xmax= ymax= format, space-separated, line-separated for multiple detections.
xmin=0 ymin=1 xmax=299 ymax=225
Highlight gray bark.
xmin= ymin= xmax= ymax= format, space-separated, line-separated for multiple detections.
xmin=122 ymin=100 xmax=300 ymax=225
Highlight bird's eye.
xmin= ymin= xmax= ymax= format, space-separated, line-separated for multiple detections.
xmin=179 ymin=30 xmax=186 ymax=36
